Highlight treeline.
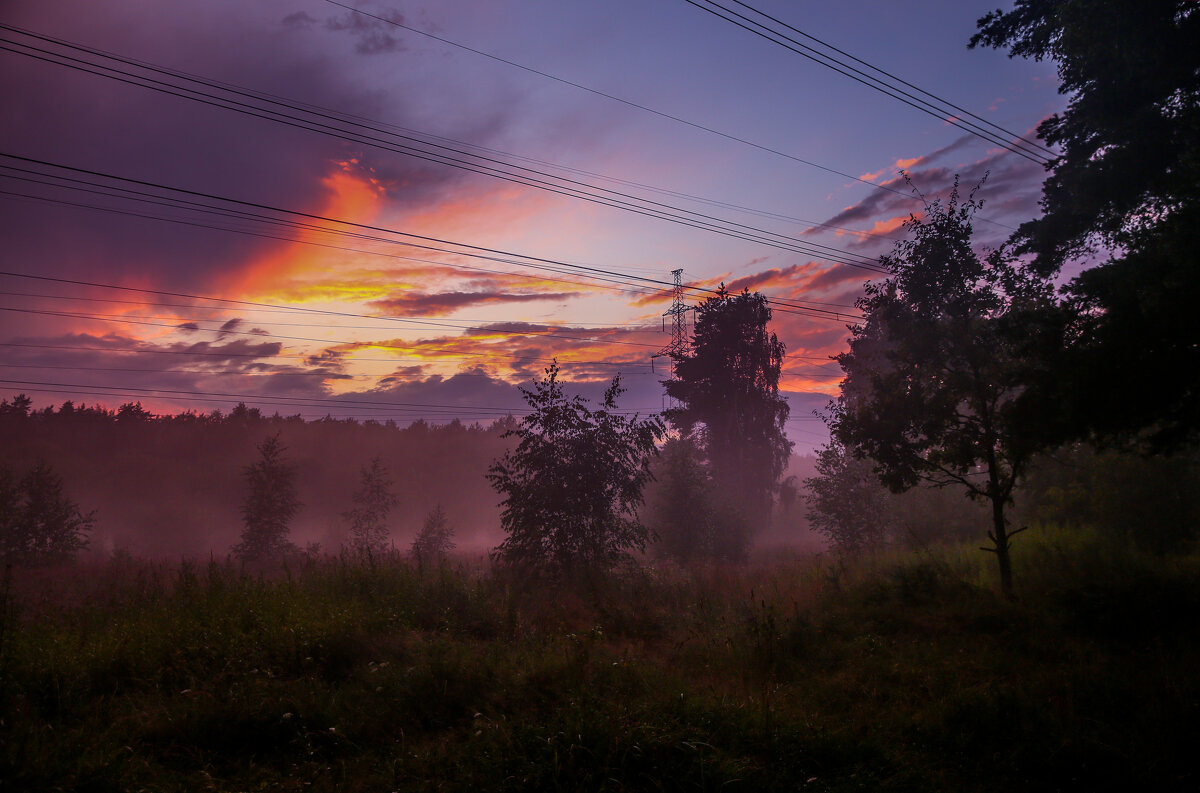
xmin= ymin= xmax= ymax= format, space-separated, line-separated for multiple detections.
xmin=803 ymin=438 xmax=1200 ymax=557
xmin=0 ymin=394 xmax=514 ymax=557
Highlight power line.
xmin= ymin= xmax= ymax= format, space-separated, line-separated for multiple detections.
xmin=0 ymin=378 xmax=668 ymax=418
xmin=0 ymin=153 xmax=871 ymax=321
xmin=318 ymin=0 xmax=914 ymax=200
xmin=0 ymin=302 xmax=668 ymax=350
xmin=0 ymin=26 xmax=888 ymax=272
xmin=0 ymin=305 xmax=660 ymax=371
xmin=318 ymin=1 xmax=1021 ymax=232
xmin=721 ymin=0 xmax=1056 ymax=161
xmin=0 ymin=289 xmax=663 ymax=327
xmin=0 ymin=341 xmax=654 ymax=370
xmin=0 ymin=186 xmax=674 ymax=302
xmin=1 ymin=182 xmax=867 ymax=323
xmin=684 ymin=0 xmax=1054 ymax=164
xmin=0 ymin=24 xmax=901 ymax=247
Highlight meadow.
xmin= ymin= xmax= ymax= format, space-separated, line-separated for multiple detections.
xmin=2 ymin=527 xmax=1197 ymax=792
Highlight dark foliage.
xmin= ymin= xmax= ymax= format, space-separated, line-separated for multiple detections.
xmin=342 ymin=456 xmax=399 ymax=554
xmin=488 ymin=363 xmax=664 ymax=576
xmin=233 ymin=434 xmax=300 ymax=561
xmin=665 ymin=287 xmax=791 ymax=558
xmin=0 ymin=461 xmax=94 ymax=566
xmin=644 ymin=436 xmax=716 ymax=561
xmin=832 ymin=182 xmax=1060 ymax=596
xmin=971 ymin=0 xmax=1200 ymax=450
xmin=1017 ymin=445 xmax=1200 ymax=554
xmin=803 ymin=435 xmax=893 ymax=555
xmin=411 ymin=503 xmax=456 ymax=565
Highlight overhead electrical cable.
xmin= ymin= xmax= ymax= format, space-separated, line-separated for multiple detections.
xmin=317 ymin=0 xmax=913 ymax=199
xmin=719 ymin=0 xmax=1056 ymax=160
xmin=0 ymin=186 xmax=677 ymax=301
xmin=684 ymin=0 xmax=1053 ymax=164
xmin=0 ymin=26 xmax=887 ymax=271
xmin=0 ymin=153 xmax=870 ymax=322
xmin=0 ymin=290 xmax=665 ymax=327
xmin=0 ymin=184 xmax=864 ymax=324
xmin=0 ymin=24 xmax=897 ymax=245
xmin=0 ymin=302 xmax=668 ymax=350
xmin=0 ymin=306 xmax=663 ymax=371
xmin=0 ymin=378 xmax=674 ymax=418
xmin=0 ymin=342 xmax=658 ymax=371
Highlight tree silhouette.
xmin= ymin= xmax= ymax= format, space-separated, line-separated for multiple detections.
xmin=831 ymin=182 xmax=1058 ymax=597
xmin=665 ymin=287 xmax=792 ymax=559
xmin=343 ymin=456 xmax=398 ymax=555
xmin=971 ymin=1 xmax=1200 ymax=450
xmin=234 ymin=433 xmax=300 ymax=561
xmin=410 ymin=504 xmax=455 ymax=566
xmin=0 ymin=462 xmax=94 ymax=566
xmin=488 ymin=362 xmax=665 ymax=576
xmin=803 ymin=434 xmax=893 ymax=555
xmin=645 ymin=436 xmax=716 ymax=561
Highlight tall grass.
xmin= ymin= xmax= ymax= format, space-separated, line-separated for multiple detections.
xmin=2 ymin=532 xmax=1197 ymax=791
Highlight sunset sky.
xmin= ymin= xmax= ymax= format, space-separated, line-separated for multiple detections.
xmin=0 ymin=0 xmax=1061 ymax=452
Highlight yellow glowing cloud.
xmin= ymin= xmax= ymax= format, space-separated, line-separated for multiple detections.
xmin=224 ymin=164 xmax=390 ymax=302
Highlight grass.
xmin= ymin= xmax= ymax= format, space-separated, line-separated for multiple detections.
xmin=2 ymin=530 xmax=1198 ymax=791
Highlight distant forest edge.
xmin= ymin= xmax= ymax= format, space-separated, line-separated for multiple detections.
xmin=3 ymin=393 xmax=1197 ymax=562
xmin=0 ymin=395 xmax=514 ymax=557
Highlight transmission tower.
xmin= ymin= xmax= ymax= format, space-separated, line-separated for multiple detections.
xmin=658 ymin=268 xmax=690 ymax=359
xmin=653 ymin=269 xmax=692 ymax=413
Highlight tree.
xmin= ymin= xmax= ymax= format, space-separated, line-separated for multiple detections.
xmin=343 ymin=456 xmax=399 ymax=555
xmin=488 ymin=362 xmax=665 ymax=576
xmin=664 ymin=287 xmax=792 ymax=559
xmin=644 ymin=436 xmax=716 ymax=561
xmin=234 ymin=433 xmax=300 ymax=561
xmin=411 ymin=504 xmax=455 ymax=566
xmin=803 ymin=435 xmax=894 ymax=555
xmin=831 ymin=183 xmax=1058 ymax=597
xmin=0 ymin=394 xmax=32 ymax=419
xmin=0 ymin=462 xmax=95 ymax=566
xmin=971 ymin=1 xmax=1200 ymax=450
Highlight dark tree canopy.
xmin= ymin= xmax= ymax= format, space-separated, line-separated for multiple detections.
xmin=665 ymin=287 xmax=791 ymax=557
xmin=832 ymin=183 xmax=1059 ymax=597
xmin=488 ymin=363 xmax=664 ymax=576
xmin=645 ymin=436 xmax=716 ymax=562
xmin=411 ymin=503 xmax=456 ymax=566
xmin=0 ymin=462 xmax=94 ymax=566
xmin=971 ymin=0 xmax=1200 ymax=449
xmin=234 ymin=433 xmax=301 ymax=561
xmin=343 ymin=456 xmax=399 ymax=554
xmin=803 ymin=434 xmax=893 ymax=556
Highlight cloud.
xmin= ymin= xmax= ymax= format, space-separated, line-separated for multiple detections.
xmin=0 ymin=1 xmax=529 ymax=297
xmin=322 ymin=6 xmax=407 ymax=55
xmin=217 ymin=318 xmax=243 ymax=337
xmin=809 ymin=142 xmax=1047 ymax=253
xmin=368 ymin=290 xmax=579 ymax=317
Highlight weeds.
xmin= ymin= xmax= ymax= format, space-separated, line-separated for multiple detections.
xmin=1 ymin=536 xmax=1197 ymax=791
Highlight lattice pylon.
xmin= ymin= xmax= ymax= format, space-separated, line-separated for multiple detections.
xmin=659 ymin=268 xmax=689 ymax=359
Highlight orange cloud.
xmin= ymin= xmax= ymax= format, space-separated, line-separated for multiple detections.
xmin=224 ymin=163 xmax=389 ymax=302
xmin=867 ymin=214 xmax=912 ymax=236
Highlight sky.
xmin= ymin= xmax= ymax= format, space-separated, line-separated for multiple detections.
xmin=0 ymin=0 xmax=1062 ymax=453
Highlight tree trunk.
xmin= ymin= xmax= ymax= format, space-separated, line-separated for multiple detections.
xmin=990 ymin=494 xmax=1015 ymax=600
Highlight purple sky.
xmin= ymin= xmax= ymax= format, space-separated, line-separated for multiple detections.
xmin=0 ymin=1 xmax=1061 ymax=453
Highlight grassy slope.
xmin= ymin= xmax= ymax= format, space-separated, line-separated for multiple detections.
xmin=2 ymin=530 xmax=1197 ymax=792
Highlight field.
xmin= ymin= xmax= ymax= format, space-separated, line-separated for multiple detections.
xmin=2 ymin=528 xmax=1198 ymax=792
